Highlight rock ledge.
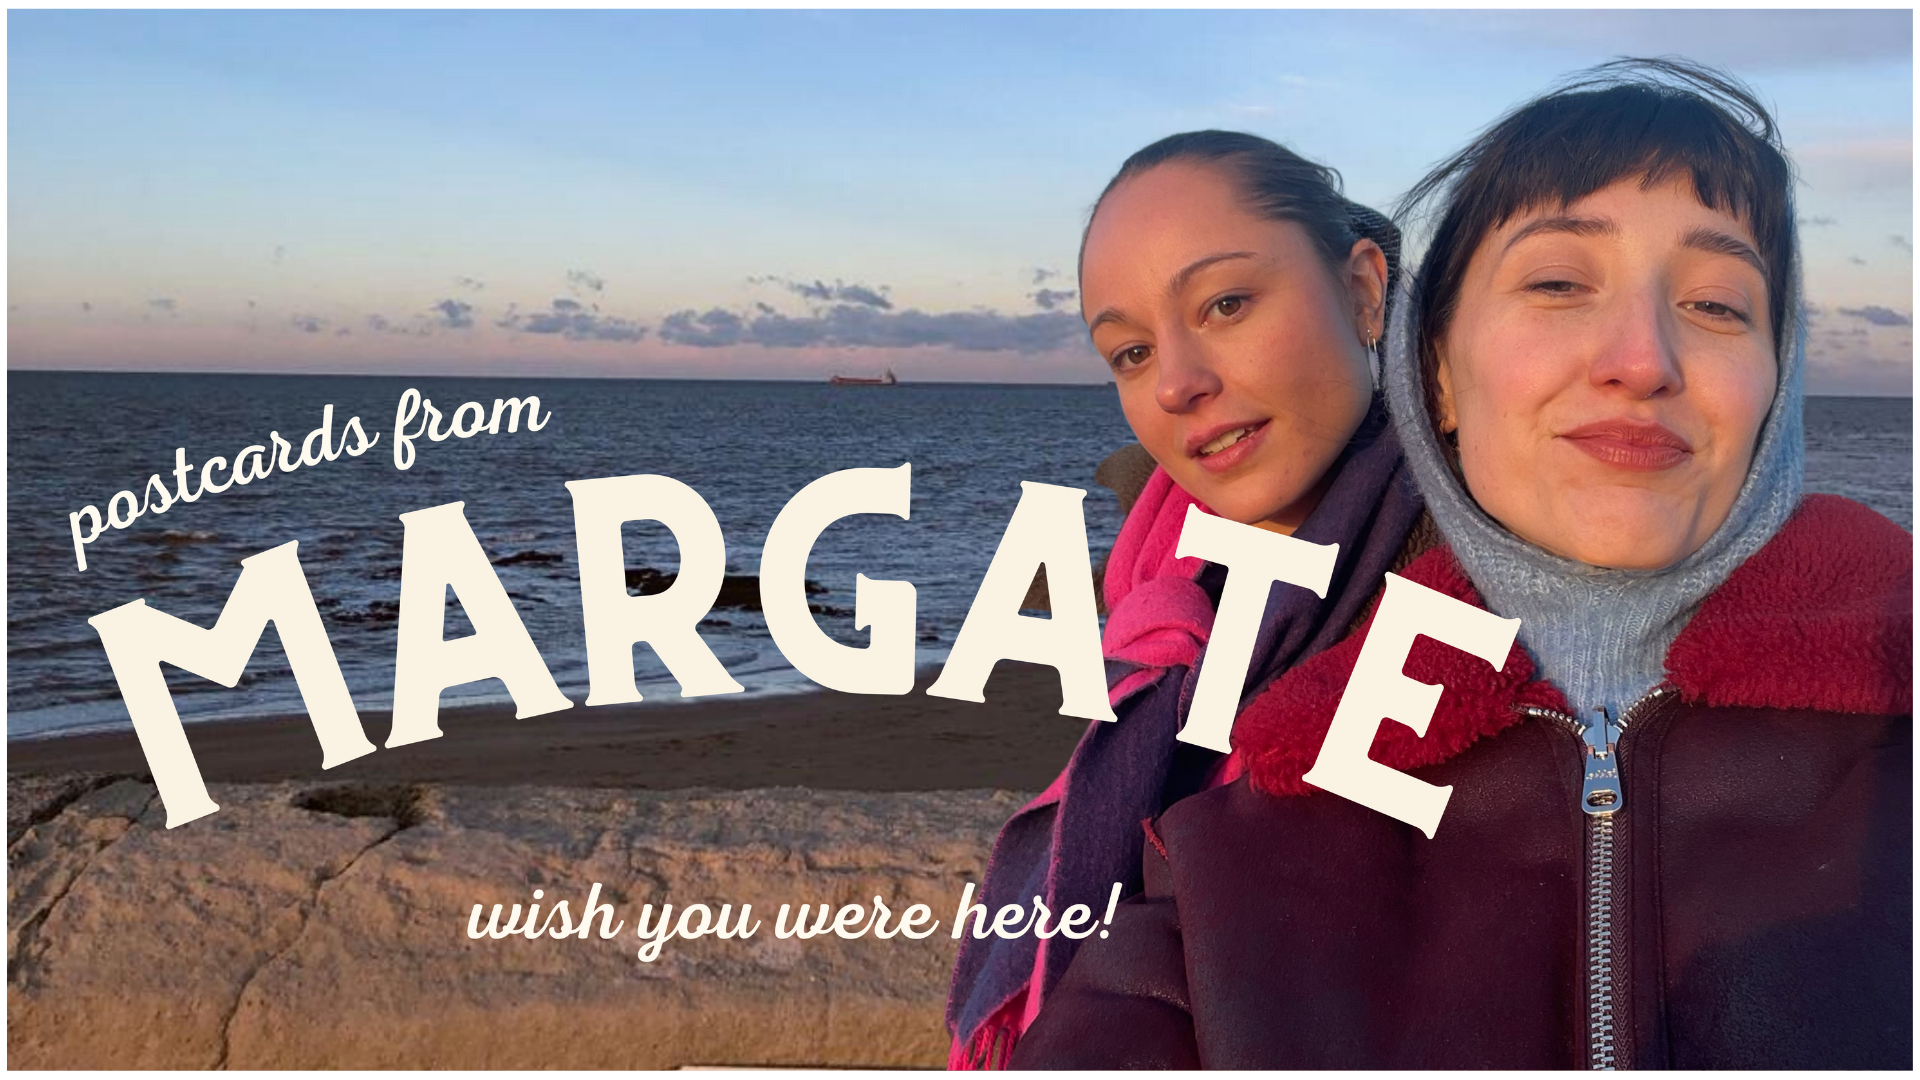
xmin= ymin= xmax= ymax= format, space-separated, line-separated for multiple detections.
xmin=7 ymin=775 xmax=1025 ymax=1069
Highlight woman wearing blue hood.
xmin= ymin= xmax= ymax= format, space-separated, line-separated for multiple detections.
xmin=1010 ymin=58 xmax=1910 ymax=1070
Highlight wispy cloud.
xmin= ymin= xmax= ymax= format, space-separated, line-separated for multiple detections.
xmin=657 ymin=307 xmax=746 ymax=347
xmin=497 ymin=298 xmax=648 ymax=342
xmin=1031 ymin=287 xmax=1078 ymax=311
xmin=657 ymin=302 xmax=1084 ymax=353
xmin=1417 ymin=10 xmax=1912 ymax=69
xmin=1837 ymin=304 xmax=1911 ymax=328
xmin=757 ymin=275 xmax=895 ymax=310
xmin=566 ymin=269 xmax=606 ymax=294
xmin=1892 ymin=235 xmax=1913 ymax=255
xmin=1801 ymin=303 xmax=1913 ymax=393
xmin=366 ymin=313 xmax=429 ymax=337
xmin=453 ymin=275 xmax=486 ymax=291
xmin=432 ymin=298 xmax=475 ymax=329
xmin=290 ymin=313 xmax=329 ymax=334
xmin=147 ymin=298 xmax=178 ymax=315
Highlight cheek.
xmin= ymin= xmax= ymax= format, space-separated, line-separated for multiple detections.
xmin=1237 ymin=305 xmax=1371 ymax=405
xmin=1703 ymin=354 xmax=1778 ymax=469
xmin=1448 ymin=327 xmax=1563 ymax=443
xmin=1445 ymin=323 xmax=1573 ymax=506
xmin=1115 ymin=385 xmax=1179 ymax=462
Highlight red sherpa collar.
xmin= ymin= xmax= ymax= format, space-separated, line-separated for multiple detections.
xmin=1233 ymin=494 xmax=1912 ymax=798
xmin=1664 ymin=494 xmax=1912 ymax=716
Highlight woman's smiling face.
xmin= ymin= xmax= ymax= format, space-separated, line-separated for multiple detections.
xmin=1434 ymin=173 xmax=1779 ymax=570
xmin=1080 ymin=162 xmax=1383 ymax=533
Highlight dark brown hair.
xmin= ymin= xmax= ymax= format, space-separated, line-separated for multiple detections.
xmin=1080 ymin=130 xmax=1401 ymax=316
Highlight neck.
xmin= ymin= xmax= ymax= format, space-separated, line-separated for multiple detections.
xmin=1253 ymin=468 xmax=1339 ymax=537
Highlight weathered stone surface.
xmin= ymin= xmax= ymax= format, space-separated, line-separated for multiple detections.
xmin=6 ymin=777 xmax=1026 ymax=1069
xmin=1095 ymin=442 xmax=1157 ymax=518
xmin=6 ymin=772 xmax=130 ymax=846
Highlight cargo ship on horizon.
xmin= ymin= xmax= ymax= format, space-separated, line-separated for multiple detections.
xmin=828 ymin=367 xmax=898 ymax=387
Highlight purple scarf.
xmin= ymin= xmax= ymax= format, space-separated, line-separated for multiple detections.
xmin=945 ymin=399 xmax=1422 ymax=1066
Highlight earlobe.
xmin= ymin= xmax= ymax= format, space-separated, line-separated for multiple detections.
xmin=1434 ymin=358 xmax=1459 ymax=434
xmin=1348 ymin=239 xmax=1389 ymax=340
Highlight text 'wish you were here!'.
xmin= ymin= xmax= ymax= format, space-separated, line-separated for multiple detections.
xmin=80 ymin=399 xmax=1523 ymax=842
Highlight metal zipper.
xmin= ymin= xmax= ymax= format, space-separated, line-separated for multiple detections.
xmin=1518 ymin=685 xmax=1675 ymax=1070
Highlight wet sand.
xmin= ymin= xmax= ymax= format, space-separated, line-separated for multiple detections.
xmin=5 ymin=663 xmax=1089 ymax=791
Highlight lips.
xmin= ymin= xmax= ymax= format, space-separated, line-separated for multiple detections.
xmin=1186 ymin=418 xmax=1270 ymax=474
xmin=1187 ymin=418 xmax=1266 ymax=457
xmin=1559 ymin=419 xmax=1694 ymax=471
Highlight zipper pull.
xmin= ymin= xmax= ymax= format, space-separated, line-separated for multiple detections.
xmin=1579 ymin=705 xmax=1624 ymax=816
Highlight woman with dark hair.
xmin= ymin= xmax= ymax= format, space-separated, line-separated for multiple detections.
xmin=1010 ymin=59 xmax=1909 ymax=1069
xmin=945 ymin=132 xmax=1432 ymax=1067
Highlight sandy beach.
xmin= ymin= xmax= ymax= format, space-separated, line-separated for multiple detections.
xmin=6 ymin=662 xmax=1089 ymax=791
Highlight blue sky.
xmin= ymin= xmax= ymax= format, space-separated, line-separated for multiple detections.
xmin=9 ymin=9 xmax=1912 ymax=392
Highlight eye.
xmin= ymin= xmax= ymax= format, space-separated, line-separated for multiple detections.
xmin=1681 ymin=299 xmax=1752 ymax=325
xmin=1109 ymin=344 xmax=1152 ymax=371
xmin=1209 ymin=294 xmax=1247 ymax=319
xmin=1526 ymin=279 xmax=1582 ymax=296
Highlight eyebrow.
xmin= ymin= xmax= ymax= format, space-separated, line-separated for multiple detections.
xmin=1502 ymin=214 xmax=1618 ymax=252
xmin=1679 ymin=226 xmax=1767 ymax=279
xmin=1503 ymin=215 xmax=1767 ymax=280
xmin=1086 ymin=250 xmax=1257 ymax=335
xmin=1169 ymin=250 xmax=1257 ymax=295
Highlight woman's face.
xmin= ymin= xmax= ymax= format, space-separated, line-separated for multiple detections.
xmin=1081 ymin=162 xmax=1382 ymax=533
xmin=1435 ymin=174 xmax=1778 ymax=570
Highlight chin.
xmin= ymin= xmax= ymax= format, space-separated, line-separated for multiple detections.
xmin=1190 ymin=486 xmax=1287 ymax=527
xmin=1196 ymin=493 xmax=1264 ymax=525
xmin=1532 ymin=495 xmax=1700 ymax=571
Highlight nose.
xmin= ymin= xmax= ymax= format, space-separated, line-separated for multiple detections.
xmin=1589 ymin=287 xmax=1685 ymax=399
xmin=1154 ymin=327 xmax=1223 ymax=413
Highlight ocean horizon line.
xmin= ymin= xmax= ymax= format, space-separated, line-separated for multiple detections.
xmin=8 ymin=366 xmax=1121 ymax=391
xmin=7 ymin=366 xmax=1908 ymax=398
